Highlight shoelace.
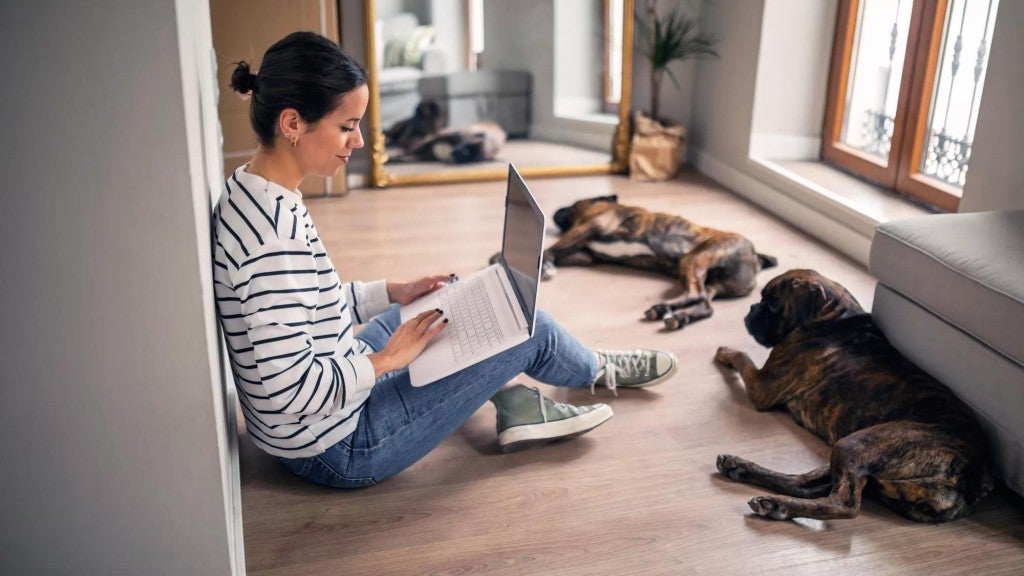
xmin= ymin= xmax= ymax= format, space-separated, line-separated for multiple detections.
xmin=591 ymin=350 xmax=651 ymax=395
xmin=532 ymin=387 xmax=550 ymax=423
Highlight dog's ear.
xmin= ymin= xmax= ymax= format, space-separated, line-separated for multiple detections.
xmin=553 ymin=206 xmax=575 ymax=232
xmin=799 ymin=279 xmax=864 ymax=324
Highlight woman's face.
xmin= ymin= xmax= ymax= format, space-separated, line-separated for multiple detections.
xmin=297 ymin=84 xmax=369 ymax=177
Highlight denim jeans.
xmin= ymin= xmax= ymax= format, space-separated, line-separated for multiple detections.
xmin=279 ymin=305 xmax=599 ymax=488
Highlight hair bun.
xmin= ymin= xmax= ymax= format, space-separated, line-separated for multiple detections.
xmin=229 ymin=61 xmax=257 ymax=95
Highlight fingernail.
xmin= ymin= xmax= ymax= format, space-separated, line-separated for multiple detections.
xmin=443 ymin=318 xmax=449 ymax=323
xmin=435 ymin=308 xmax=442 ymax=313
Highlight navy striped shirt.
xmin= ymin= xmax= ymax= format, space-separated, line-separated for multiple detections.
xmin=212 ymin=165 xmax=390 ymax=457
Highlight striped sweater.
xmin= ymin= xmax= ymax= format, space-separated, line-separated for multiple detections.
xmin=213 ymin=165 xmax=390 ymax=457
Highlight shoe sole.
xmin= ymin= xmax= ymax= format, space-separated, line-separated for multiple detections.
xmin=497 ymin=404 xmax=614 ymax=453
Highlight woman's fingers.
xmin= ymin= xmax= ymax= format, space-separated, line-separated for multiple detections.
xmin=416 ymin=308 xmax=443 ymax=325
xmin=410 ymin=309 xmax=447 ymax=340
xmin=425 ymin=318 xmax=448 ymax=339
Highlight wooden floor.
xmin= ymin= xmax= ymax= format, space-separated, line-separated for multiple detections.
xmin=239 ymin=170 xmax=1024 ymax=576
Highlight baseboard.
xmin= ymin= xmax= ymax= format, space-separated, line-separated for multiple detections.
xmin=531 ymin=117 xmax=616 ymax=152
xmin=694 ymin=149 xmax=873 ymax=266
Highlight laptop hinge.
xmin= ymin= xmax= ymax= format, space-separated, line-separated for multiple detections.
xmin=498 ymin=256 xmax=532 ymax=333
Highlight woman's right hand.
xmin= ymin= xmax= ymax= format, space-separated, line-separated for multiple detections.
xmin=367 ymin=309 xmax=447 ymax=378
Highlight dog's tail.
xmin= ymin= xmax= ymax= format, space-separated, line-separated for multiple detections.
xmin=757 ymin=253 xmax=778 ymax=270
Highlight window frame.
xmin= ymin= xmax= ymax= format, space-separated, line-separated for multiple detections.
xmin=822 ymin=0 xmax=961 ymax=211
xmin=601 ymin=0 xmax=622 ymax=114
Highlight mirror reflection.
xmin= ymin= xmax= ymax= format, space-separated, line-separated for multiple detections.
xmin=365 ymin=0 xmax=633 ymax=186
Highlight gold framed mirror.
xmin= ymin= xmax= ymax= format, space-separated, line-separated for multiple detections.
xmin=362 ymin=0 xmax=634 ymax=187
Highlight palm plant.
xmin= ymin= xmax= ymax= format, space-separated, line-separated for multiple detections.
xmin=636 ymin=2 xmax=719 ymax=123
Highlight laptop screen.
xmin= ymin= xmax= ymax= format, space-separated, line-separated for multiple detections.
xmin=500 ymin=165 xmax=545 ymax=334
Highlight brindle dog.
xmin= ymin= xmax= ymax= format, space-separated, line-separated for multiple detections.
xmin=544 ymin=195 xmax=777 ymax=330
xmin=714 ymin=269 xmax=993 ymax=522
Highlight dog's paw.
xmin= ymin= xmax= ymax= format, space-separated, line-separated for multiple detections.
xmin=541 ymin=261 xmax=556 ymax=281
xmin=643 ymin=303 xmax=669 ymax=321
xmin=663 ymin=315 xmax=688 ymax=331
xmin=714 ymin=347 xmax=741 ymax=368
xmin=748 ymin=496 xmax=791 ymax=520
xmin=716 ymin=454 xmax=747 ymax=481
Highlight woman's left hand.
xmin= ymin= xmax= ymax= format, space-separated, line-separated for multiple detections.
xmin=387 ymin=274 xmax=455 ymax=305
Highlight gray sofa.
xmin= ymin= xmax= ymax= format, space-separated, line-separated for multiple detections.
xmin=418 ymin=70 xmax=532 ymax=137
xmin=870 ymin=210 xmax=1024 ymax=497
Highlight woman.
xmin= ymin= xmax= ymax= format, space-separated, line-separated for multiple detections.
xmin=213 ymin=32 xmax=677 ymax=488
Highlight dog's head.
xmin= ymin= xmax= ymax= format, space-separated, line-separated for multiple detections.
xmin=744 ymin=269 xmax=865 ymax=347
xmin=411 ymin=100 xmax=445 ymax=134
xmin=553 ymin=195 xmax=619 ymax=232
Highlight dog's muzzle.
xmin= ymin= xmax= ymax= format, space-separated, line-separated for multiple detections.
xmin=744 ymin=304 xmax=774 ymax=347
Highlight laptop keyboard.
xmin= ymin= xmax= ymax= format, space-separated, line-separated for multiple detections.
xmin=438 ymin=274 xmax=505 ymax=361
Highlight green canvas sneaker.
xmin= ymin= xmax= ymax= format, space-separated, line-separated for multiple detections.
xmin=490 ymin=384 xmax=614 ymax=453
xmin=592 ymin=349 xmax=678 ymax=394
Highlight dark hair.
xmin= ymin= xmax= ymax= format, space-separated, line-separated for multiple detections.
xmin=229 ymin=31 xmax=367 ymax=147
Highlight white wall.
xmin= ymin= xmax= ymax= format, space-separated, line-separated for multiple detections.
xmin=430 ymin=0 xmax=467 ymax=73
xmin=750 ymin=0 xmax=836 ymax=158
xmin=689 ymin=0 xmax=765 ymax=162
xmin=959 ymin=1 xmax=1024 ymax=212
xmin=0 ymin=1 xmax=239 ymax=574
xmin=553 ymin=0 xmax=604 ymax=115
xmin=482 ymin=0 xmax=617 ymax=150
xmin=483 ymin=0 xmax=557 ymax=127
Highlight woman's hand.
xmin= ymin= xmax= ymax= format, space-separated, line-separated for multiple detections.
xmin=387 ymin=274 xmax=455 ymax=306
xmin=367 ymin=309 xmax=447 ymax=378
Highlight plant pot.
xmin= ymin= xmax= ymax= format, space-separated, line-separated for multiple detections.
xmin=628 ymin=111 xmax=686 ymax=182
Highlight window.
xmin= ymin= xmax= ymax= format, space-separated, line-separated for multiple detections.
xmin=822 ymin=0 xmax=999 ymax=211
xmin=465 ymin=0 xmax=484 ymax=70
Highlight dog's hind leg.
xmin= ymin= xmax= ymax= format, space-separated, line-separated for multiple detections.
xmin=663 ymin=298 xmax=714 ymax=330
xmin=740 ymin=425 xmax=931 ymax=521
xmin=746 ymin=440 xmax=871 ymax=521
xmin=861 ymin=422 xmax=992 ymax=522
xmin=716 ymin=455 xmax=831 ymax=498
xmin=645 ymin=240 xmax=727 ymax=330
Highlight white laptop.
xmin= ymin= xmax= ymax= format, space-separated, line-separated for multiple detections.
xmin=400 ymin=164 xmax=545 ymax=386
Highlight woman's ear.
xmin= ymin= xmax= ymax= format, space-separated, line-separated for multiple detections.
xmin=278 ymin=108 xmax=304 ymax=142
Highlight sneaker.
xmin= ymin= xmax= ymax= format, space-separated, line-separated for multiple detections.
xmin=592 ymin=349 xmax=678 ymax=394
xmin=490 ymin=384 xmax=614 ymax=453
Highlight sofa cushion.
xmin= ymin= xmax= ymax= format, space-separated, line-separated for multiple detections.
xmin=870 ymin=210 xmax=1024 ymax=368
xmin=384 ymin=25 xmax=436 ymax=68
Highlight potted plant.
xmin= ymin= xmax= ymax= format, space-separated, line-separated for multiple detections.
xmin=636 ymin=1 xmax=719 ymax=123
xmin=629 ymin=1 xmax=719 ymax=181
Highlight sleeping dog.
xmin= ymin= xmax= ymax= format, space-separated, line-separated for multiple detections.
xmin=544 ymin=195 xmax=777 ymax=330
xmin=714 ymin=269 xmax=993 ymax=522
xmin=386 ymin=100 xmax=506 ymax=164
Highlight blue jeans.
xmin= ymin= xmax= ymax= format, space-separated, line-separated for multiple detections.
xmin=279 ymin=305 xmax=599 ymax=488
